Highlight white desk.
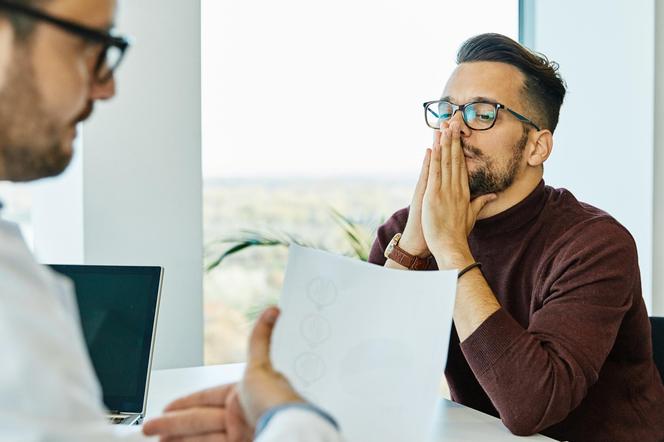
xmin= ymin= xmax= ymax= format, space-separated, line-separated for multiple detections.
xmin=147 ymin=364 xmax=552 ymax=441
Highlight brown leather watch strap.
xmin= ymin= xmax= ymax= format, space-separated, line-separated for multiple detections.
xmin=387 ymin=243 xmax=432 ymax=270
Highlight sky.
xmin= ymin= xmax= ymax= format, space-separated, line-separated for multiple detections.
xmin=201 ymin=0 xmax=518 ymax=180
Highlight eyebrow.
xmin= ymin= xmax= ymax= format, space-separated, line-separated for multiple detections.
xmin=439 ymin=96 xmax=500 ymax=105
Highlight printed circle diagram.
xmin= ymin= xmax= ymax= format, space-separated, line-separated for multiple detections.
xmin=306 ymin=277 xmax=338 ymax=310
xmin=300 ymin=314 xmax=331 ymax=348
xmin=294 ymin=352 xmax=326 ymax=387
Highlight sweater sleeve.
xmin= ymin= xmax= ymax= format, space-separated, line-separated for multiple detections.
xmin=459 ymin=219 xmax=638 ymax=436
xmin=368 ymin=207 xmax=410 ymax=266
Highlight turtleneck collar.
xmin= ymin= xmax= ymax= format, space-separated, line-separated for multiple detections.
xmin=471 ymin=180 xmax=547 ymax=238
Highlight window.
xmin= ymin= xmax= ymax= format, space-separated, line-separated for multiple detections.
xmin=202 ymin=0 xmax=518 ymax=364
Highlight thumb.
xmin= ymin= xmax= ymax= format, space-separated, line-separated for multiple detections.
xmin=471 ymin=193 xmax=497 ymax=216
xmin=247 ymin=306 xmax=280 ymax=370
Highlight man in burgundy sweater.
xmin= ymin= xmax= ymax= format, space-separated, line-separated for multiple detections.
xmin=369 ymin=33 xmax=664 ymax=441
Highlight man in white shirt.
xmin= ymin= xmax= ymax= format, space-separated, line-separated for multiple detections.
xmin=0 ymin=0 xmax=342 ymax=440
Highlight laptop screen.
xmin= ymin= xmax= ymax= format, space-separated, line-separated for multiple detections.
xmin=49 ymin=265 xmax=162 ymax=414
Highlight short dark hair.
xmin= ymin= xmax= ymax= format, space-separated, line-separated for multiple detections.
xmin=457 ymin=33 xmax=567 ymax=133
xmin=1 ymin=0 xmax=51 ymax=40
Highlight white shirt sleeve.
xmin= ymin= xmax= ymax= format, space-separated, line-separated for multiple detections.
xmin=0 ymin=219 xmax=154 ymax=442
xmin=255 ymin=407 xmax=344 ymax=442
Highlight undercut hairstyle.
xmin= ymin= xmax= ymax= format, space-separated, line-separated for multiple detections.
xmin=1 ymin=0 xmax=51 ymax=40
xmin=457 ymin=33 xmax=567 ymax=133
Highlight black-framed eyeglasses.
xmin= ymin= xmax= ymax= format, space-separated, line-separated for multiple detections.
xmin=0 ymin=0 xmax=130 ymax=84
xmin=423 ymin=100 xmax=540 ymax=131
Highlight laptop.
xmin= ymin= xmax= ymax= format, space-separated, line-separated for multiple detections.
xmin=49 ymin=264 xmax=163 ymax=425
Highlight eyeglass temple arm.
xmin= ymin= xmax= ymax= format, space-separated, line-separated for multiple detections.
xmin=502 ymin=106 xmax=541 ymax=131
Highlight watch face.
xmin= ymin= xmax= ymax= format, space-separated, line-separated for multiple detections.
xmin=384 ymin=233 xmax=401 ymax=259
xmin=384 ymin=241 xmax=395 ymax=258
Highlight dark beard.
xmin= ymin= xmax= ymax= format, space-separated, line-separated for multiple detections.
xmin=466 ymin=127 xmax=529 ymax=198
xmin=0 ymin=141 xmax=71 ymax=181
xmin=0 ymin=48 xmax=73 ymax=182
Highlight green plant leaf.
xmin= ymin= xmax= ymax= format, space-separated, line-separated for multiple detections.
xmin=205 ymin=206 xmax=378 ymax=272
xmin=206 ymin=238 xmax=284 ymax=271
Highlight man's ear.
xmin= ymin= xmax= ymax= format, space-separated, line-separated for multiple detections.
xmin=526 ymin=129 xmax=553 ymax=167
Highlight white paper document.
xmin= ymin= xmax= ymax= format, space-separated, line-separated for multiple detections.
xmin=272 ymin=245 xmax=458 ymax=442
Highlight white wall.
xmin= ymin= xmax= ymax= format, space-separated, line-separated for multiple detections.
xmin=523 ymin=0 xmax=656 ymax=311
xmin=36 ymin=0 xmax=204 ymax=369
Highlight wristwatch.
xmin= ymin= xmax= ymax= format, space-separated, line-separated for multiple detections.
xmin=384 ymin=233 xmax=432 ymax=270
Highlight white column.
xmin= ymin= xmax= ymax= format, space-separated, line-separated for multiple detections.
xmin=31 ymin=131 xmax=84 ymax=264
xmin=81 ymin=0 xmax=203 ymax=369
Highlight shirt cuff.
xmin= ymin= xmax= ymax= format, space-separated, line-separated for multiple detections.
xmin=255 ymin=402 xmax=339 ymax=437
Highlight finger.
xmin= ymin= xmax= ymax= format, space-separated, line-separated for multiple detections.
xmin=439 ymin=127 xmax=452 ymax=190
xmin=164 ymin=384 xmax=235 ymax=412
xmin=411 ymin=148 xmax=431 ymax=207
xmin=449 ymin=122 xmax=466 ymax=189
xmin=432 ymin=129 xmax=441 ymax=147
xmin=247 ymin=306 xmax=280 ymax=370
xmin=470 ymin=193 xmax=498 ymax=217
xmin=161 ymin=433 xmax=228 ymax=442
xmin=426 ymin=141 xmax=442 ymax=193
xmin=142 ymin=408 xmax=226 ymax=437
xmin=225 ymin=386 xmax=251 ymax=442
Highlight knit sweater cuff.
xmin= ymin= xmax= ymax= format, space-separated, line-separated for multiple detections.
xmin=459 ymin=308 xmax=527 ymax=376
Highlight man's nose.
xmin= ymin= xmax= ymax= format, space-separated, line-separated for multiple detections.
xmin=443 ymin=110 xmax=471 ymax=136
xmin=90 ymin=75 xmax=116 ymax=101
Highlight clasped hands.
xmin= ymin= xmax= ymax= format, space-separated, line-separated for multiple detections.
xmin=400 ymin=121 xmax=496 ymax=270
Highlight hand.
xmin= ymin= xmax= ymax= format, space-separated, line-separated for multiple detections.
xmin=399 ymin=143 xmax=434 ymax=256
xmin=238 ymin=307 xmax=304 ymax=425
xmin=142 ymin=307 xmax=302 ymax=441
xmin=142 ymin=383 xmax=251 ymax=442
xmin=421 ymin=122 xmax=496 ymax=268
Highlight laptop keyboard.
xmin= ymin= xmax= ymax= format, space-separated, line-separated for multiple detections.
xmin=108 ymin=414 xmax=142 ymax=425
xmin=109 ymin=416 xmax=128 ymax=424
